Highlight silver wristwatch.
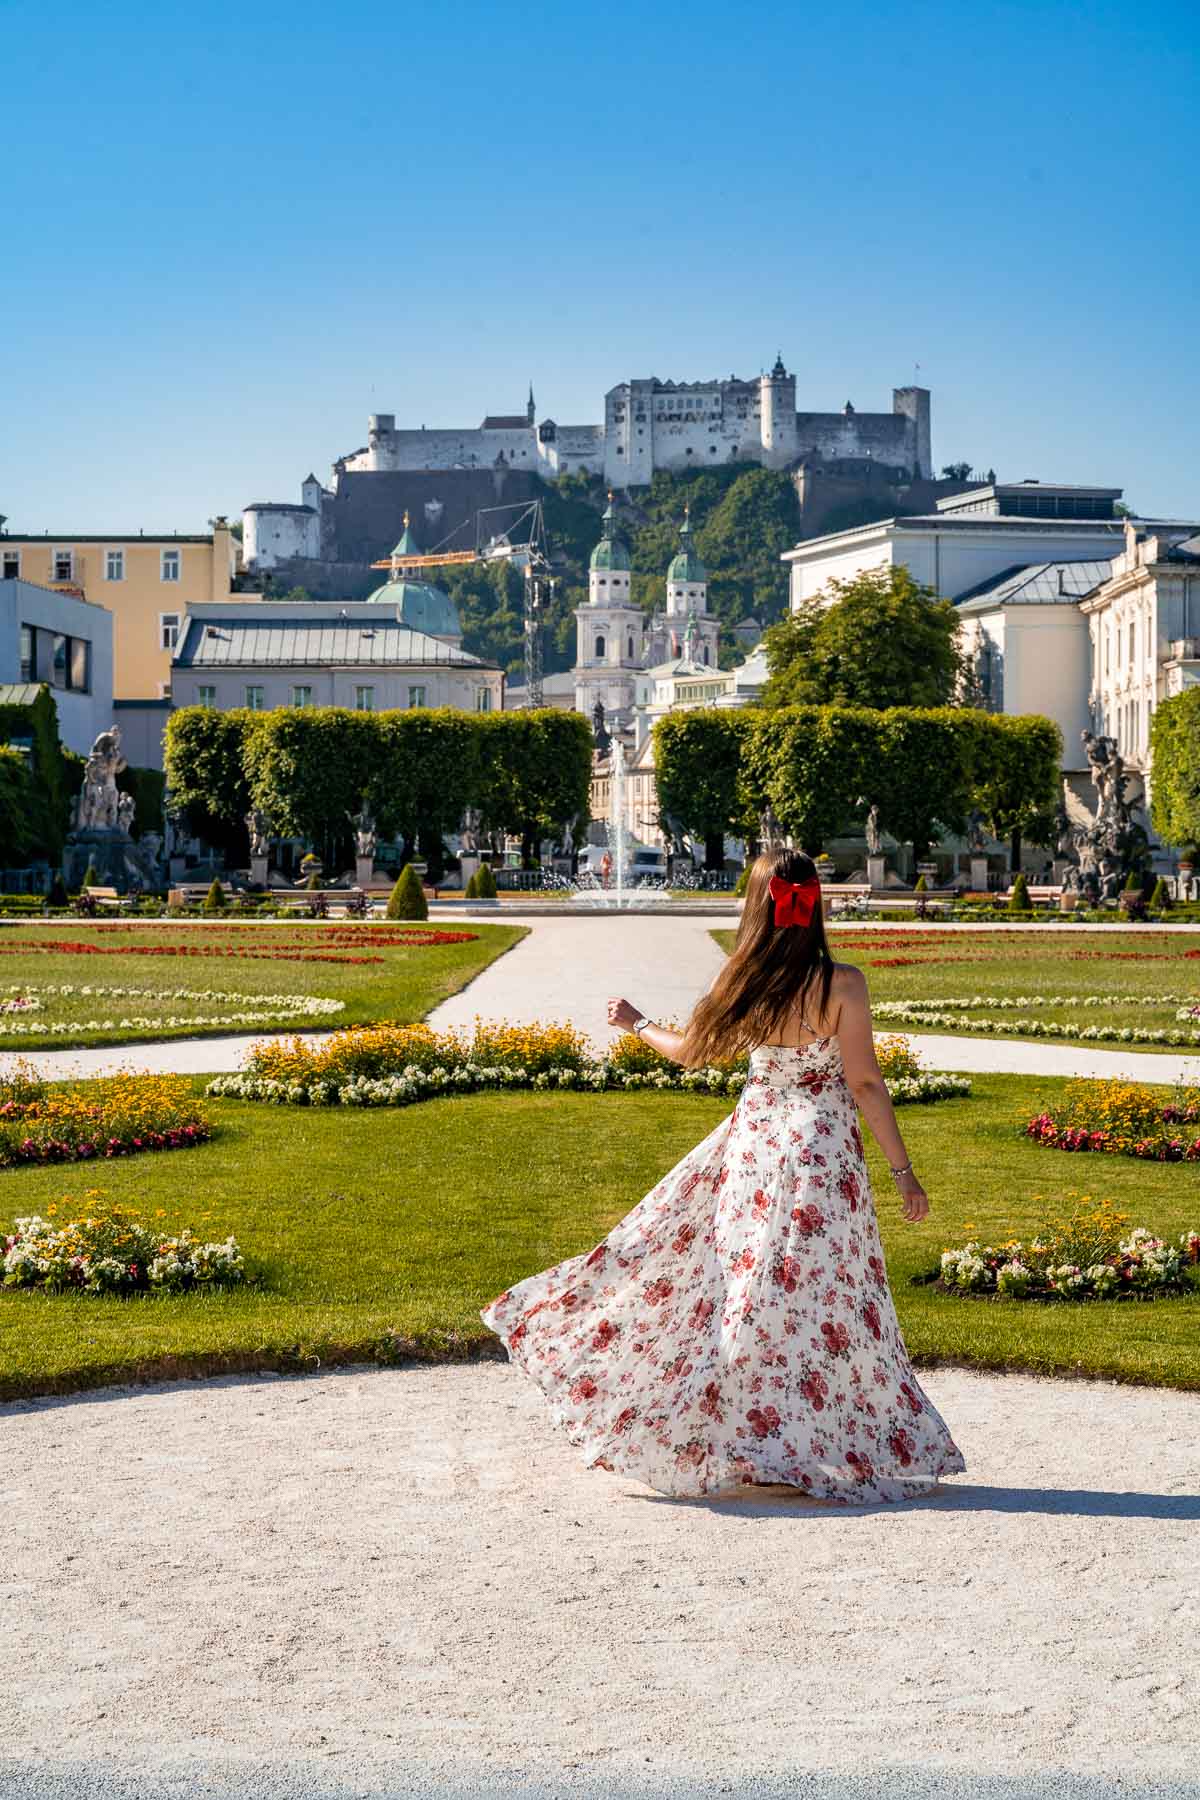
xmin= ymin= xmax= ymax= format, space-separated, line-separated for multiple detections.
xmin=632 ymin=1015 xmax=651 ymax=1037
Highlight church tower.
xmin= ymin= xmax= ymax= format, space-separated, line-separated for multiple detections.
xmin=662 ymin=505 xmax=720 ymax=666
xmin=573 ymin=494 xmax=644 ymax=727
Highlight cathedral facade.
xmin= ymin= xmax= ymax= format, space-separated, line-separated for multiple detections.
xmin=572 ymin=501 xmax=721 ymax=728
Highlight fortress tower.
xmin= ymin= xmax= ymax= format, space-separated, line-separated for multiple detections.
xmin=759 ymin=354 xmax=799 ymax=469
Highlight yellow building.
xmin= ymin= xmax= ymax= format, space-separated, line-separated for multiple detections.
xmin=0 ymin=523 xmax=236 ymax=700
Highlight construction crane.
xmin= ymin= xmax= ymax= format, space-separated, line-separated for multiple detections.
xmin=371 ymin=499 xmax=555 ymax=705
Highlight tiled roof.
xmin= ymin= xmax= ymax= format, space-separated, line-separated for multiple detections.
xmin=175 ymin=616 xmax=490 ymax=670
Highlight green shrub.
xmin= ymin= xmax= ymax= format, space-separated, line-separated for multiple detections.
xmin=80 ymin=861 xmax=100 ymax=891
xmin=305 ymin=871 xmax=321 ymax=890
xmin=1149 ymin=876 xmax=1170 ymax=912
xmin=914 ymin=873 xmax=928 ymax=894
xmin=464 ymin=869 xmax=479 ymax=898
xmin=1008 ymin=873 xmax=1031 ymax=913
xmin=733 ymin=865 xmax=751 ymax=896
xmin=386 ymin=863 xmax=428 ymax=920
xmin=46 ymin=874 xmax=69 ymax=908
xmin=1124 ymin=867 xmax=1143 ymax=893
xmin=475 ymin=862 xmax=498 ymax=899
xmin=202 ymin=877 xmax=227 ymax=915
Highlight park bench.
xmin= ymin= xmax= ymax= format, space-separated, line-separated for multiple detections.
xmin=82 ymin=885 xmax=123 ymax=911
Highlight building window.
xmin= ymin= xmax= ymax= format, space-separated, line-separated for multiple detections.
xmin=3 ymin=551 xmax=20 ymax=581
xmin=627 ymin=635 xmax=634 ymax=659
xmin=19 ymin=625 xmax=32 ymax=681
xmin=245 ymin=685 xmax=265 ymax=711
xmin=197 ymin=685 xmax=216 ymax=708
xmin=594 ymin=633 xmax=606 ymax=659
xmin=70 ymin=637 xmax=90 ymax=691
xmin=161 ymin=548 xmax=181 ymax=583
xmin=291 ymin=684 xmax=313 ymax=707
xmin=105 ymin=549 xmax=125 ymax=581
xmin=408 ymin=685 xmax=426 ymax=708
xmin=1128 ymin=621 xmax=1135 ymax=665
xmin=475 ymin=687 xmax=491 ymax=712
xmin=355 ymin=685 xmax=375 ymax=711
xmin=52 ymin=549 xmax=74 ymax=583
xmin=159 ymin=612 xmax=180 ymax=651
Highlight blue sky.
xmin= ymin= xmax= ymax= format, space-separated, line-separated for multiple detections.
xmin=2 ymin=0 xmax=1197 ymax=532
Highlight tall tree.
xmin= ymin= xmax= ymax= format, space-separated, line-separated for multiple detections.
xmin=242 ymin=709 xmax=380 ymax=872
xmin=654 ymin=711 xmax=756 ymax=869
xmin=969 ymin=714 xmax=1062 ymax=871
xmin=761 ymin=566 xmax=965 ymax=710
xmin=1149 ymin=689 xmax=1200 ymax=850
xmin=163 ymin=708 xmax=260 ymax=862
xmin=744 ymin=707 xmax=877 ymax=855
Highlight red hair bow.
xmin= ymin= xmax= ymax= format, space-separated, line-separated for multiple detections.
xmin=768 ymin=874 xmax=821 ymax=929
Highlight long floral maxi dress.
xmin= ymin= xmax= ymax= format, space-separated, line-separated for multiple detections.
xmin=480 ymin=1039 xmax=966 ymax=1502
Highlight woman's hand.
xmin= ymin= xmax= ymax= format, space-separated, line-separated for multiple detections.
xmin=895 ymin=1170 xmax=930 ymax=1224
xmin=607 ymin=997 xmax=642 ymax=1032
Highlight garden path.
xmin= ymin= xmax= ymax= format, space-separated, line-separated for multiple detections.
xmin=2 ymin=1361 xmax=1196 ymax=1797
xmin=2 ymin=912 xmax=1198 ymax=1084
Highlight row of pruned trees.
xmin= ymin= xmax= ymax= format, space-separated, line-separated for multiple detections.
xmin=163 ymin=706 xmax=594 ymax=879
xmin=654 ymin=706 xmax=1063 ymax=870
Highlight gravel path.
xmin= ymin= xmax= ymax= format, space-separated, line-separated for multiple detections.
xmin=2 ymin=1362 xmax=1197 ymax=1796
xmin=4 ymin=914 xmax=1196 ymax=1084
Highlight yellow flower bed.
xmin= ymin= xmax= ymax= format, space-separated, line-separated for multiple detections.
xmin=0 ymin=1067 xmax=211 ymax=1167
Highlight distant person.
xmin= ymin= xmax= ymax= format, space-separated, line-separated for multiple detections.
xmin=481 ymin=849 xmax=965 ymax=1504
xmin=599 ymin=850 xmax=612 ymax=888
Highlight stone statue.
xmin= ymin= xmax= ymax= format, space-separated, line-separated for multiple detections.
xmin=245 ymin=807 xmax=272 ymax=858
xmin=864 ymin=803 xmax=883 ymax=856
xmin=966 ymin=808 xmax=987 ymax=852
xmin=74 ymin=727 xmax=127 ymax=833
xmin=592 ymin=699 xmax=612 ymax=754
xmin=459 ymin=806 xmax=481 ymax=855
xmin=140 ymin=831 xmax=163 ymax=868
xmin=560 ymin=813 xmax=579 ymax=857
xmin=758 ymin=804 xmax=784 ymax=850
xmin=347 ymin=798 xmax=378 ymax=859
xmin=1056 ymin=735 xmax=1149 ymax=902
xmin=116 ymin=791 xmax=135 ymax=836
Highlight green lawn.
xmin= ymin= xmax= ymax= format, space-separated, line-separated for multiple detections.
xmin=713 ymin=925 xmax=1200 ymax=1052
xmin=0 ymin=921 xmax=526 ymax=1050
xmin=2 ymin=1074 xmax=1196 ymax=1401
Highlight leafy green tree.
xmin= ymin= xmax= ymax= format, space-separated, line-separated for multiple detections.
xmin=476 ymin=710 xmax=591 ymax=867
xmin=653 ymin=711 xmax=755 ymax=869
xmin=386 ymin=864 xmax=427 ymax=920
xmin=874 ymin=708 xmax=980 ymax=866
xmin=164 ymin=708 xmax=261 ymax=862
xmin=242 ymin=709 xmax=379 ymax=875
xmin=1149 ymin=689 xmax=1200 ymax=852
xmin=941 ymin=462 xmax=974 ymax=481
xmin=376 ymin=708 xmax=482 ymax=880
xmin=968 ymin=714 xmax=1061 ymax=872
xmin=0 ymin=749 xmax=33 ymax=866
xmin=761 ymin=566 xmax=964 ymax=709
xmin=744 ymin=706 xmax=880 ymax=855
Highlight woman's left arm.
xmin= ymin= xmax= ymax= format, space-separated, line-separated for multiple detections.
xmin=607 ymin=997 xmax=687 ymax=1063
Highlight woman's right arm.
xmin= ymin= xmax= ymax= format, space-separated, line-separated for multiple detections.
xmin=606 ymin=997 xmax=687 ymax=1063
xmin=831 ymin=966 xmax=930 ymax=1224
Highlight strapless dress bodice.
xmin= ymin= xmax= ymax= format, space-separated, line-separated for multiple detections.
xmin=745 ymin=1037 xmax=845 ymax=1088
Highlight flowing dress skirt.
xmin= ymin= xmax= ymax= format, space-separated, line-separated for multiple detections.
xmin=481 ymin=1040 xmax=966 ymax=1502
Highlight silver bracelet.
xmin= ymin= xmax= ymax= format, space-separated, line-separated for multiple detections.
xmin=889 ymin=1160 xmax=914 ymax=1180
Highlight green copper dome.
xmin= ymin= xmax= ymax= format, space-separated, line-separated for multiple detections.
xmin=590 ymin=496 xmax=631 ymax=573
xmin=367 ymin=576 xmax=461 ymax=637
xmin=667 ymin=509 xmax=706 ymax=585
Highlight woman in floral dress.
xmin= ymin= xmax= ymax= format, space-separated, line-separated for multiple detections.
xmin=480 ymin=849 xmax=965 ymax=1504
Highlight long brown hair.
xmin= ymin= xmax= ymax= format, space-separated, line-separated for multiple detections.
xmin=680 ymin=850 xmax=836 ymax=1065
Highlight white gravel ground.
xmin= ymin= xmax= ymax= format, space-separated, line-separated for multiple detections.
xmin=2 ymin=1361 xmax=1197 ymax=1796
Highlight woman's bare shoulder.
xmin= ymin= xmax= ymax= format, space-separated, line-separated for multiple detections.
xmin=829 ymin=960 xmax=868 ymax=997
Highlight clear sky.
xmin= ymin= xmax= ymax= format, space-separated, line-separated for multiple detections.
xmin=2 ymin=0 xmax=1197 ymax=533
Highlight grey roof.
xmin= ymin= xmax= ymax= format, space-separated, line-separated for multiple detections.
xmin=955 ymin=559 xmax=1113 ymax=613
xmin=174 ymin=615 xmax=490 ymax=670
xmin=0 ymin=683 xmax=43 ymax=706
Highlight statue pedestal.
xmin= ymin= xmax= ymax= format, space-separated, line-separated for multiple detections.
xmin=64 ymin=829 xmax=138 ymax=893
xmin=355 ymin=855 xmax=375 ymax=890
xmin=459 ymin=854 xmax=480 ymax=893
xmin=866 ymin=854 xmax=887 ymax=890
xmin=168 ymin=855 xmax=187 ymax=883
xmin=249 ymin=854 xmax=269 ymax=888
xmin=969 ymin=855 xmax=990 ymax=892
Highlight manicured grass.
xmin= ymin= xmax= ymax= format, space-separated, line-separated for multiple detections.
xmin=713 ymin=925 xmax=1200 ymax=1052
xmin=0 ymin=922 xmax=526 ymax=1050
xmin=1 ymin=1074 xmax=1196 ymax=1400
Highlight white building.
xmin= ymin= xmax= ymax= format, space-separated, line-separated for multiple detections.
xmin=0 ymin=577 xmax=114 ymax=754
xmin=171 ymin=551 xmax=501 ymax=715
xmin=1081 ymin=521 xmax=1200 ymax=788
xmin=572 ymin=503 xmax=720 ymax=728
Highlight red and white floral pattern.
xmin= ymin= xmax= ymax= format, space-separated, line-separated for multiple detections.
xmin=482 ymin=1039 xmax=966 ymax=1502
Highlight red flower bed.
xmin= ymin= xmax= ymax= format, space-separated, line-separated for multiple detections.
xmin=1025 ymin=1113 xmax=1200 ymax=1162
xmin=9 ymin=1123 xmax=211 ymax=1166
xmin=0 ymin=929 xmax=478 ymax=965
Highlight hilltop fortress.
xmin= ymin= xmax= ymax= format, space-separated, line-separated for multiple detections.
xmin=244 ymin=357 xmax=933 ymax=583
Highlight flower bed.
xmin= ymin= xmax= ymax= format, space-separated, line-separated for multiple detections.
xmin=0 ymin=983 xmax=345 ymax=1036
xmin=938 ymin=1199 xmax=1200 ymax=1301
xmin=0 ymin=1069 xmax=212 ymax=1167
xmin=0 ymin=928 xmax=478 ymax=966
xmin=3 ymin=1198 xmax=244 ymax=1295
xmin=207 ymin=1022 xmax=971 ymax=1109
xmin=1023 ymin=1078 xmax=1200 ymax=1162
xmin=873 ymin=992 xmax=1200 ymax=1047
